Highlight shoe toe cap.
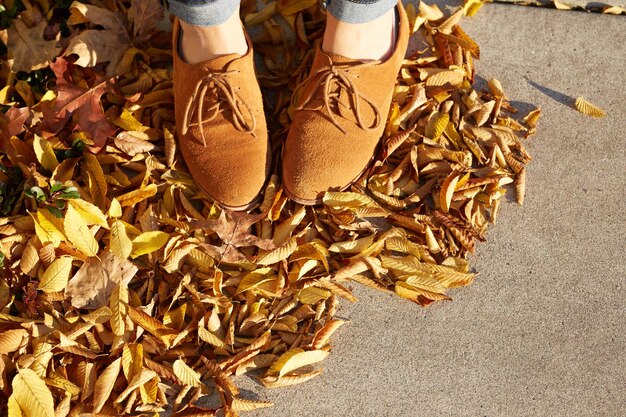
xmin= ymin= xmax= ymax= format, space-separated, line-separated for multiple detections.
xmin=180 ymin=128 xmax=269 ymax=210
xmin=282 ymin=115 xmax=379 ymax=203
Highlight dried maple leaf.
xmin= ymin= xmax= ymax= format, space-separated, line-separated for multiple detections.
xmin=40 ymin=58 xmax=116 ymax=150
xmin=6 ymin=19 xmax=61 ymax=73
xmin=194 ymin=210 xmax=274 ymax=263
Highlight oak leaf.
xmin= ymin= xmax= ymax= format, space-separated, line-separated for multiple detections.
xmin=6 ymin=19 xmax=61 ymax=73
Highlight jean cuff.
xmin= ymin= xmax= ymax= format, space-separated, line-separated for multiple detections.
xmin=167 ymin=0 xmax=240 ymax=26
xmin=323 ymin=0 xmax=398 ymax=24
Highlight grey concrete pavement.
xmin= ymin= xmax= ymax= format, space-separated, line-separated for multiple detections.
xmin=226 ymin=3 xmax=626 ymax=416
xmin=494 ymin=0 xmax=626 ymax=11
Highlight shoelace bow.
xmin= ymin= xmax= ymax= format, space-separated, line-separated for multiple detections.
xmin=182 ymin=69 xmax=256 ymax=146
xmin=292 ymin=61 xmax=382 ymax=134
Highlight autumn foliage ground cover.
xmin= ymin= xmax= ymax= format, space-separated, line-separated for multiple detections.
xmin=0 ymin=0 xmax=541 ymax=415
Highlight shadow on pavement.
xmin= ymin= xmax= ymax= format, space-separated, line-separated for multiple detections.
xmin=525 ymin=78 xmax=576 ymax=107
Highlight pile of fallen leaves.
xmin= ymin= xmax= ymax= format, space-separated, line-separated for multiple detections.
xmin=0 ymin=0 xmax=541 ymax=415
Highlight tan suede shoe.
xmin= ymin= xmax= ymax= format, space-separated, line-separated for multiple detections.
xmin=281 ymin=1 xmax=409 ymax=205
xmin=173 ymin=18 xmax=270 ymax=211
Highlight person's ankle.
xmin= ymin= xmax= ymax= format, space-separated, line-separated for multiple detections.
xmin=322 ymin=9 xmax=395 ymax=62
xmin=179 ymin=9 xmax=248 ymax=65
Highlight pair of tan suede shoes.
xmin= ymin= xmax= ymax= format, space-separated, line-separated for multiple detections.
xmin=173 ymin=1 xmax=409 ymax=211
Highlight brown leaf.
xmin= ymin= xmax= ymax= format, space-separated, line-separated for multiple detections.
xmin=41 ymin=58 xmax=116 ymax=150
xmin=66 ymin=250 xmax=138 ymax=309
xmin=7 ymin=19 xmax=61 ymax=72
xmin=65 ymin=1 xmax=131 ymax=75
xmin=130 ymin=0 xmax=165 ymax=40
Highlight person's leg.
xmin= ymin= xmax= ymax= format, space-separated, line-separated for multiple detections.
xmin=281 ymin=0 xmax=410 ymax=204
xmin=167 ymin=0 xmax=247 ymax=63
xmin=322 ymin=0 xmax=399 ymax=61
xmin=168 ymin=0 xmax=270 ymax=210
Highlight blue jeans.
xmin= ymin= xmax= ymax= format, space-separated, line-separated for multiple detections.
xmin=167 ymin=0 xmax=398 ymax=26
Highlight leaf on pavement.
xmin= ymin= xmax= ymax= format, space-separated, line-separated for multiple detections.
xmin=575 ymin=96 xmax=606 ymax=117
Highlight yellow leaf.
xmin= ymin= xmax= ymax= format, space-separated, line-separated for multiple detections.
xmin=487 ymin=78 xmax=505 ymax=98
xmin=425 ymin=69 xmax=465 ymax=88
xmin=273 ymin=205 xmax=307 ymax=246
xmin=39 ymin=256 xmax=72 ymax=293
xmin=173 ymin=359 xmax=201 ymax=387
xmin=111 ymin=108 xmax=148 ymax=132
xmin=269 ymin=349 xmax=329 ymax=378
xmin=64 ymin=204 xmax=99 ymax=257
xmin=109 ymin=284 xmax=128 ymax=337
xmin=439 ymin=171 xmax=460 ymax=213
xmin=419 ymin=1 xmax=444 ymax=20
xmin=198 ymin=327 xmax=227 ymax=349
xmin=45 ymin=372 xmax=81 ymax=397
xmin=31 ymin=209 xmax=65 ymax=246
xmin=553 ymin=0 xmax=572 ymax=9
xmin=121 ymin=343 xmax=143 ymax=382
xmin=0 ymin=329 xmax=28 ymax=354
xmin=328 ymin=235 xmax=375 ymax=254
xmin=19 ymin=241 xmax=40 ymax=277
xmin=68 ymin=199 xmax=109 ymax=229
xmin=395 ymin=281 xmax=451 ymax=303
xmin=82 ymin=153 xmax=107 ymax=210
xmin=312 ymin=319 xmax=346 ymax=349
xmin=258 ymin=237 xmax=297 ymax=265
xmin=109 ymin=219 xmax=132 ymax=259
xmin=405 ymin=274 xmax=447 ymax=294
xmin=113 ymin=369 xmax=158 ymax=405
xmin=297 ymin=286 xmax=331 ymax=304
xmin=117 ymin=184 xmax=158 ymax=206
xmin=93 ymin=357 xmax=122 ymax=413
xmin=12 ymin=368 xmax=55 ymax=417
xmin=437 ymin=8 xmax=465 ymax=35
xmin=231 ymin=397 xmax=273 ymax=412
xmin=7 ymin=394 xmax=23 ymax=417
xmin=575 ymin=97 xmax=605 ymax=117
xmin=127 ymin=307 xmax=176 ymax=346
xmin=130 ymin=231 xmax=169 ymax=258
xmin=322 ymin=191 xmax=377 ymax=209
xmin=33 ymin=135 xmax=59 ymax=172
xmin=463 ymin=0 xmax=484 ymax=16
xmin=259 ymin=369 xmax=323 ymax=388
xmin=235 ymin=268 xmax=275 ymax=295
xmin=602 ymin=5 xmax=626 ymax=14
xmin=108 ymin=198 xmax=122 ymax=218
xmin=522 ymin=108 xmax=541 ymax=127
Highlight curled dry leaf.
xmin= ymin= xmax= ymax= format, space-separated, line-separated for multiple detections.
xmin=574 ymin=97 xmax=606 ymax=117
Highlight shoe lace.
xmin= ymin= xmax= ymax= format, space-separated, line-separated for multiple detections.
xmin=181 ymin=69 xmax=256 ymax=146
xmin=291 ymin=61 xmax=382 ymax=134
